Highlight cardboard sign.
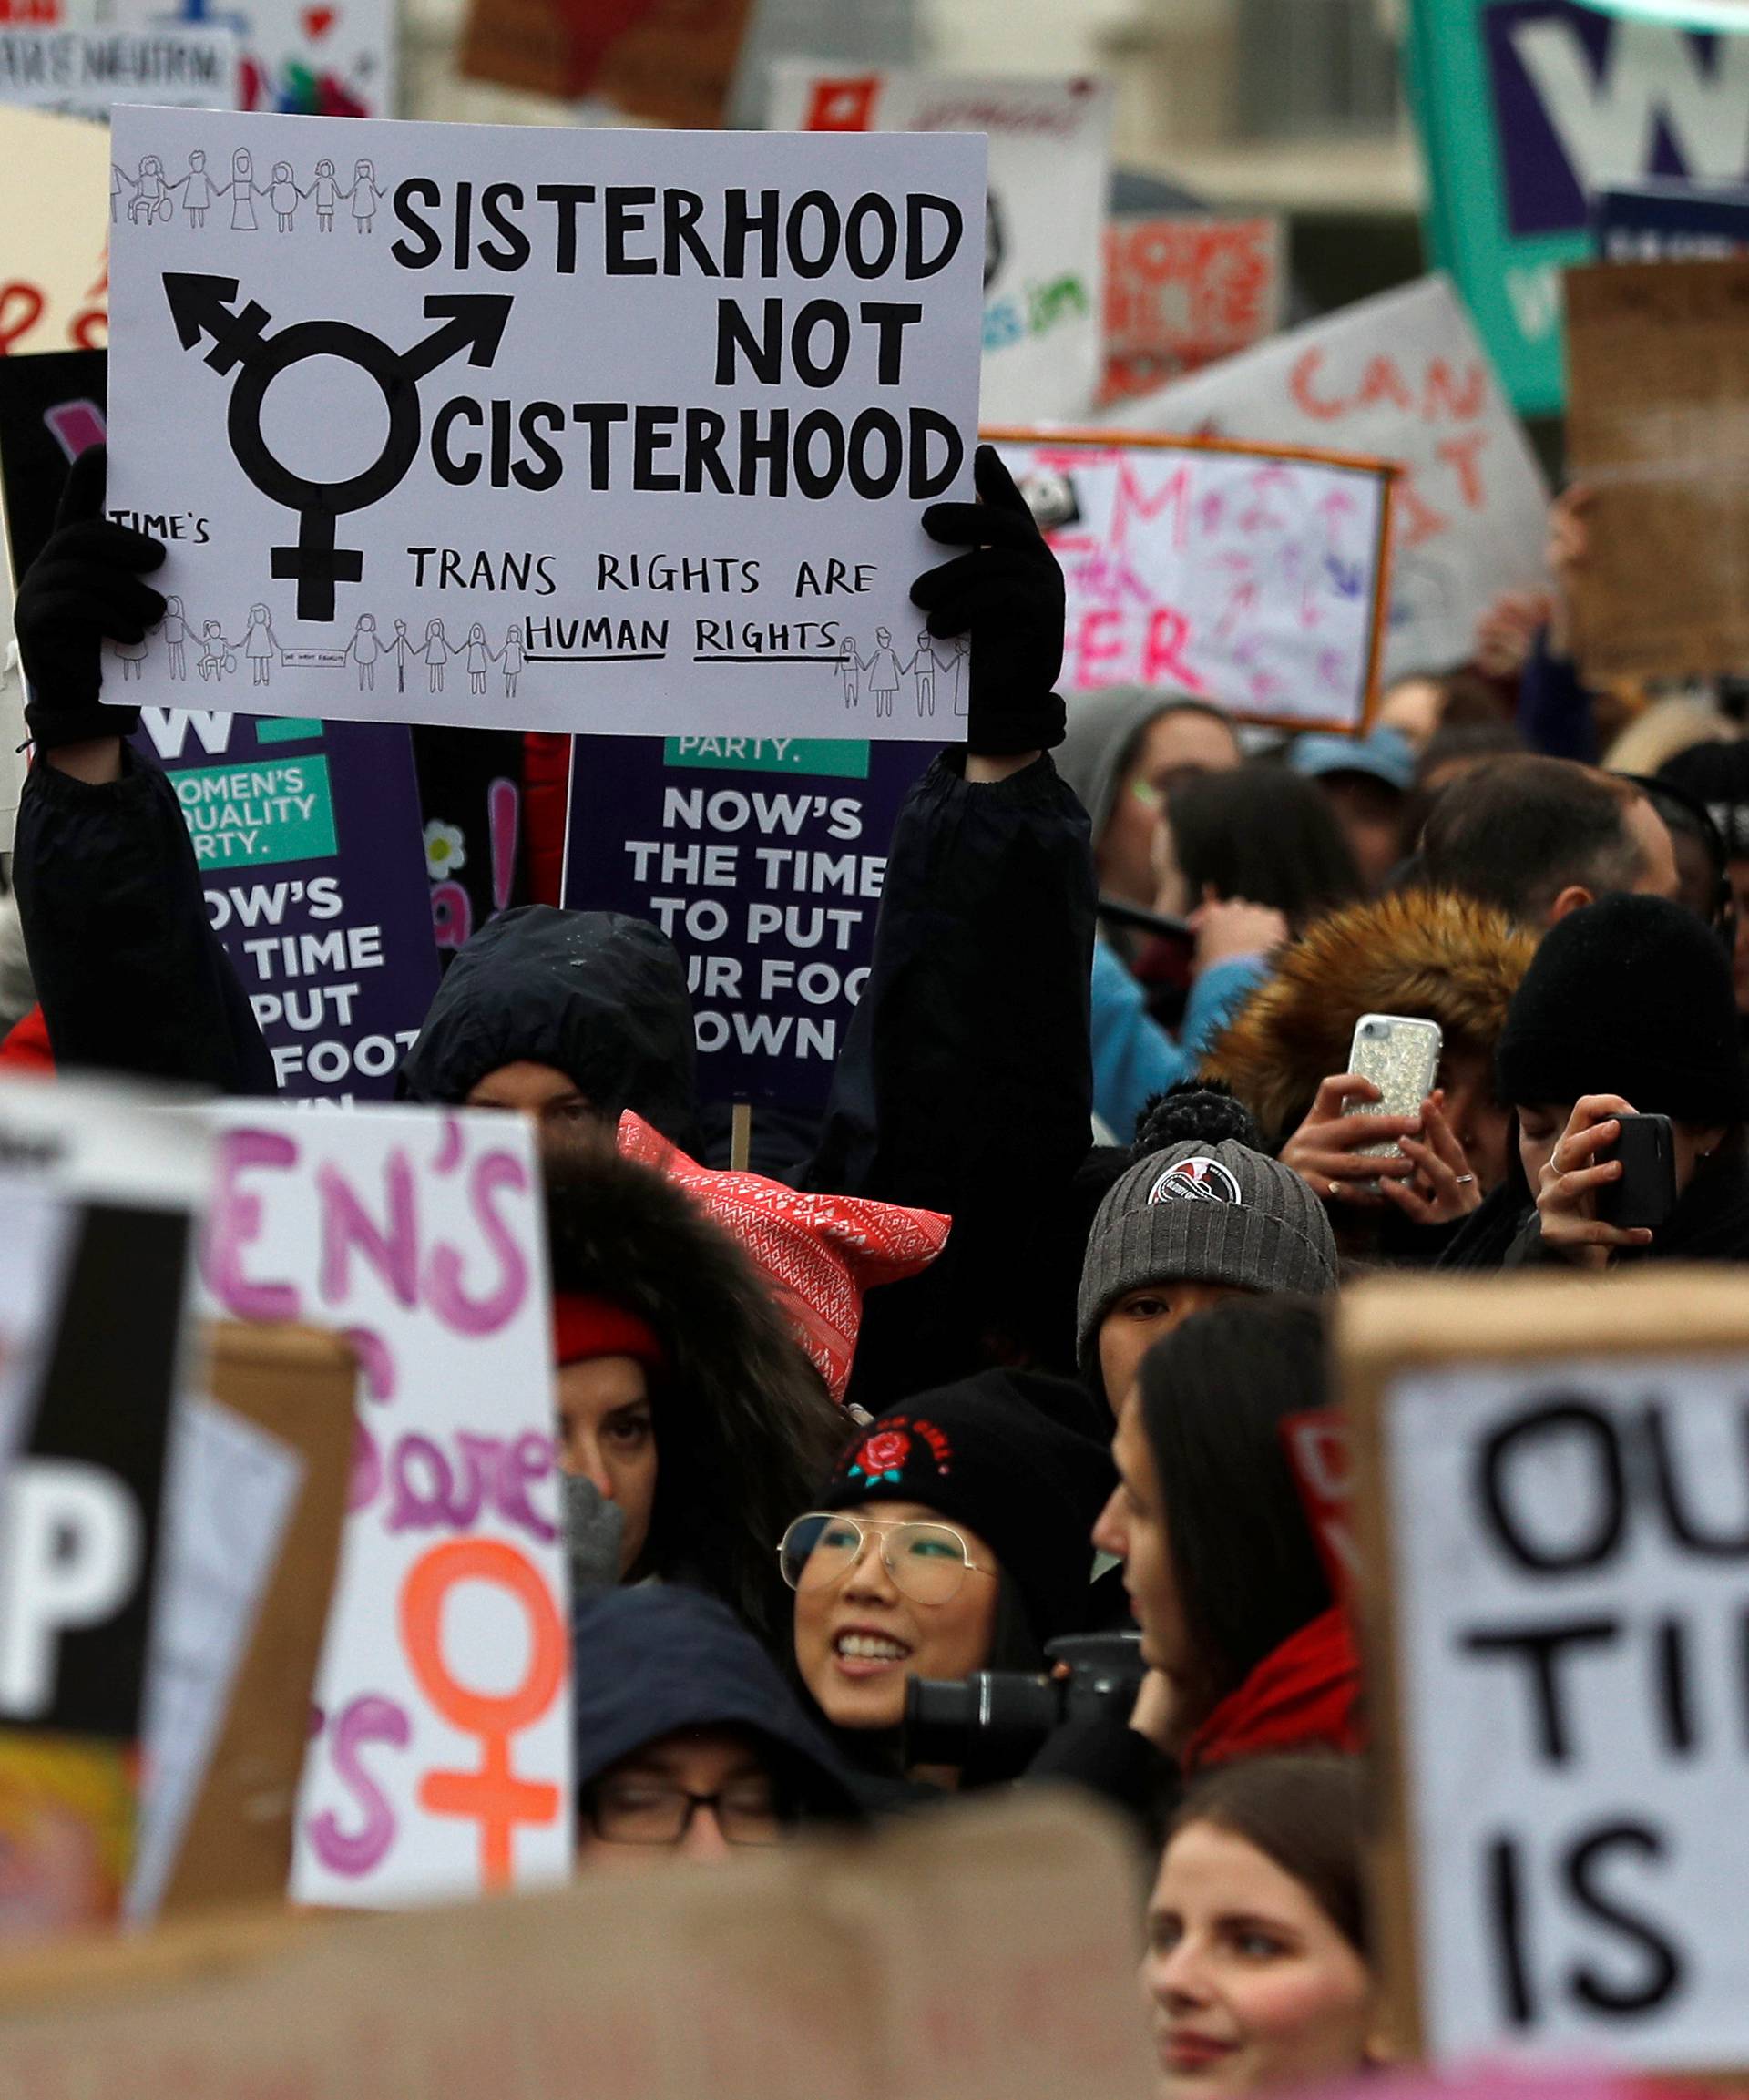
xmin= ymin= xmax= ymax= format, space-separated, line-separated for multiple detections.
xmin=1100 ymin=214 xmax=1284 ymax=407
xmin=1099 ymin=276 xmax=1551 ymax=681
xmin=106 ymin=108 xmax=986 ymax=743
xmin=459 ymin=0 xmax=753 ymax=127
xmin=0 ymin=107 xmax=108 ymax=356
xmin=199 ymin=1102 xmax=566 ymax=1908
xmin=1345 ymin=1270 xmax=1749 ymax=2069
xmin=1564 ymin=255 xmax=1749 ymax=681
xmin=1405 ymin=0 xmax=1749 ymax=415
xmin=0 ymin=1794 xmax=1154 ymax=2100
xmin=562 ymin=733 xmax=931 ymax=1112
xmin=160 ymin=1322 xmax=353 ymax=1919
xmin=769 ymin=63 xmax=1112 ymax=425
xmin=993 ymin=431 xmax=1394 ymax=732
xmin=0 ymin=23 xmax=240 ymax=119
xmin=136 ymin=711 xmax=441 ymax=1099
xmin=1595 ymin=179 xmax=1749 ymax=261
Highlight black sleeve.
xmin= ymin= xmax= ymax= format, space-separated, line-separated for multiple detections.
xmin=805 ymin=748 xmax=1096 ymax=1407
xmin=1025 ymin=1713 xmax=1179 ymax=1842
xmin=13 ymin=746 xmax=276 ymax=1095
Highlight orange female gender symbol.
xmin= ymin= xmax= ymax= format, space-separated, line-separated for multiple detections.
xmin=399 ymin=1538 xmax=565 ymax=1886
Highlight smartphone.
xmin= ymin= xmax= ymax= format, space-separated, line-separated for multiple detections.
xmin=1347 ymin=1014 xmax=1443 ymax=1162
xmin=1595 ymin=1112 xmax=1676 ymax=1233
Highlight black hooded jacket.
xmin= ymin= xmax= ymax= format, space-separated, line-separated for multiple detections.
xmin=399 ymin=905 xmax=698 ymax=1142
xmin=572 ymin=1586 xmax=864 ymax=1826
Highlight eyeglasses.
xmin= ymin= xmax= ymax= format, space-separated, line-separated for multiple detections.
xmin=777 ymin=1511 xmax=994 ymax=1605
xmin=584 ymin=1777 xmax=784 ymax=1847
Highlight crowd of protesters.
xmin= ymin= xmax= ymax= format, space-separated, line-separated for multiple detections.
xmin=7 ymin=415 xmax=1747 ymax=2091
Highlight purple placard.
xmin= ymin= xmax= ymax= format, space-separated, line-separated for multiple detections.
xmin=133 ymin=711 xmax=440 ymax=1099
xmin=561 ymin=734 xmax=933 ymax=1112
xmin=1484 ymin=3 xmax=1732 ymax=241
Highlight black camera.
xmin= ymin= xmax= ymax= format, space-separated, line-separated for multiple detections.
xmin=902 ymin=1631 xmax=1146 ymax=1785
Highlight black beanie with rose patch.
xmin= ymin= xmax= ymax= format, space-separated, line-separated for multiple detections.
xmin=816 ymin=1369 xmax=1115 ymax=1648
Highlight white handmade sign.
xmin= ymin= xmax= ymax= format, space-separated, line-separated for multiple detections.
xmin=1098 ymin=275 xmax=1550 ymax=681
xmin=994 ymin=431 xmax=1394 ymax=732
xmin=0 ymin=24 xmax=240 ymax=120
xmin=105 ymin=107 xmax=986 ymax=741
xmin=199 ymin=1102 xmax=568 ymax=1909
xmin=1346 ymin=1274 xmax=1749 ymax=2074
xmin=768 ymin=62 xmax=1111 ymax=425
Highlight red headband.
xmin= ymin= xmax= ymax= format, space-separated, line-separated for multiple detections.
xmin=552 ymin=1291 xmax=666 ymax=1372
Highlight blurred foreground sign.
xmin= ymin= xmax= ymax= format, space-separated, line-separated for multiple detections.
xmin=994 ymin=430 xmax=1394 ymax=732
xmin=1565 ymin=254 xmax=1749 ymax=681
xmin=199 ymin=1103 xmax=566 ymax=1910
xmin=0 ymin=1795 xmax=1152 ymax=2100
xmin=1098 ymin=275 xmax=1550 ymax=682
xmin=1345 ymin=1270 xmax=1749 ymax=2070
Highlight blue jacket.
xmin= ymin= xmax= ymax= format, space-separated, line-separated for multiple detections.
xmin=1090 ymin=940 xmax=1266 ymax=1146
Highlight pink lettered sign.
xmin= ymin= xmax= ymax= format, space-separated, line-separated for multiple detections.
xmin=991 ymin=429 xmax=1396 ymax=734
xmin=198 ymin=1102 xmax=566 ymax=1908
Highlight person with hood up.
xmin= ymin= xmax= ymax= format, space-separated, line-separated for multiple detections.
xmin=399 ymin=906 xmax=698 ymax=1141
xmin=1094 ymin=1298 xmax=1362 ymax=1774
xmin=1456 ymin=893 xmax=1749 ymax=1272
xmin=572 ymin=1587 xmax=862 ymax=1870
xmin=544 ymin=1134 xmax=844 ymax=1658
xmin=1076 ymin=1089 xmax=1339 ymax=1420
xmin=781 ymin=1368 xmax=1115 ymax=1801
xmin=1057 ymin=692 xmax=1284 ymax=1142
xmin=1203 ymin=888 xmax=1537 ymax=1258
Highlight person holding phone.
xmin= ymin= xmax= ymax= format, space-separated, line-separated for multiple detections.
xmin=1494 ymin=894 xmax=1749 ymax=1269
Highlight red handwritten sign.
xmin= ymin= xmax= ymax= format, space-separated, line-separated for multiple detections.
xmin=1100 ymin=215 xmax=1284 ymax=405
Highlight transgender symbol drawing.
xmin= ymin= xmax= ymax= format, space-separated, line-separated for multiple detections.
xmin=163 ymin=272 xmax=513 ymax=620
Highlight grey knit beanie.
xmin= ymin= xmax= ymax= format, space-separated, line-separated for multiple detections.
xmin=1057 ymin=689 xmax=1190 ymax=841
xmin=1076 ymin=1138 xmax=1339 ymax=1384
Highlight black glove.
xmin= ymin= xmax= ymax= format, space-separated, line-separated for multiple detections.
xmin=15 ymin=445 xmax=165 ymax=751
xmin=911 ymin=442 xmax=1067 ymax=755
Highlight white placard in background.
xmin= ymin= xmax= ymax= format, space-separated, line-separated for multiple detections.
xmin=107 ymin=108 xmax=986 ymax=742
xmin=1098 ymin=276 xmax=1551 ymax=683
xmin=0 ymin=25 xmax=241 ymax=122
xmin=199 ymin=1102 xmax=566 ymax=1909
xmin=768 ymin=61 xmax=1111 ymax=425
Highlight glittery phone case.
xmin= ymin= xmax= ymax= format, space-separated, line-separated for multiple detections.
xmin=1348 ymin=1014 xmax=1442 ymax=1161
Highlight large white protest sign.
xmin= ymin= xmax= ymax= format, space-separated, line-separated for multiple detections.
xmin=768 ymin=62 xmax=1111 ymax=425
xmin=198 ymin=1102 xmax=567 ymax=1908
xmin=994 ymin=432 xmax=1394 ymax=732
xmin=1099 ymin=275 xmax=1550 ymax=681
xmin=0 ymin=24 xmax=240 ymax=120
xmin=1345 ymin=1274 xmax=1749 ymax=2072
xmin=106 ymin=108 xmax=986 ymax=743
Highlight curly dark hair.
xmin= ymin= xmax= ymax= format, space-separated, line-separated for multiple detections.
xmin=542 ymin=1134 xmax=845 ymax=1657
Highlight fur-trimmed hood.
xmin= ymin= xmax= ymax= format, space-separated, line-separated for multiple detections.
xmin=1202 ymin=890 xmax=1539 ymax=1147
xmin=544 ymin=1137 xmax=844 ymax=1656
